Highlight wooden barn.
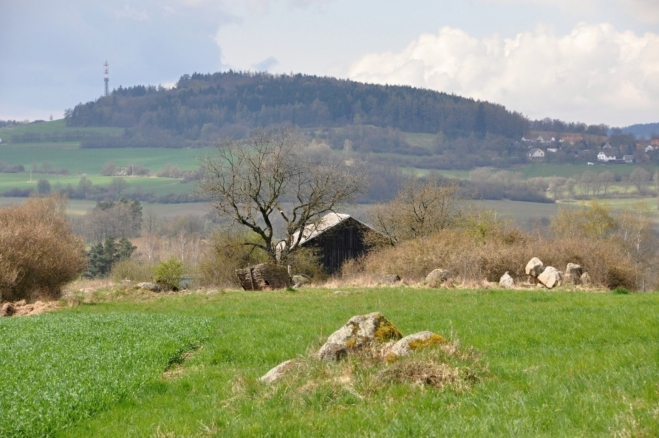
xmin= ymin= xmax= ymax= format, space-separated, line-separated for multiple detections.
xmin=278 ymin=213 xmax=377 ymax=274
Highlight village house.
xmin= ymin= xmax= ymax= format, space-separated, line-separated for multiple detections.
xmin=528 ymin=148 xmax=545 ymax=159
xmin=597 ymin=151 xmax=617 ymax=162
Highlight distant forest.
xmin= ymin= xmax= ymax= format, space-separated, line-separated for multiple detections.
xmin=61 ymin=71 xmax=642 ymax=171
xmin=66 ymin=71 xmax=528 ymax=142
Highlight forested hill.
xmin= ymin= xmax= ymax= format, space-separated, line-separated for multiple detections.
xmin=66 ymin=71 xmax=528 ymax=142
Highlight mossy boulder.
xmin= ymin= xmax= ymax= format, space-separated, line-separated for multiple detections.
xmin=318 ymin=312 xmax=402 ymax=361
xmin=386 ymin=331 xmax=447 ymax=361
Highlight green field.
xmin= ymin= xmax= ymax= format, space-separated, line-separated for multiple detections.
xmin=0 ymin=173 xmax=194 ymax=197
xmin=519 ymin=163 xmax=659 ymax=179
xmin=0 ymin=145 xmax=207 ymax=174
xmin=3 ymin=288 xmax=653 ymax=437
xmin=0 ymin=119 xmax=124 ymax=139
xmin=0 ymin=312 xmax=213 ymax=437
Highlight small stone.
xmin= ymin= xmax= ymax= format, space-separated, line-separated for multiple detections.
xmin=137 ymin=282 xmax=161 ymax=292
xmin=499 ymin=272 xmax=515 ymax=288
xmin=425 ymin=269 xmax=449 ymax=287
xmin=565 ymin=263 xmax=583 ymax=285
xmin=580 ymin=272 xmax=591 ymax=286
xmin=259 ymin=359 xmax=299 ymax=384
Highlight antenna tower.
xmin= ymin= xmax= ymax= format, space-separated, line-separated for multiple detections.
xmin=103 ymin=61 xmax=109 ymax=97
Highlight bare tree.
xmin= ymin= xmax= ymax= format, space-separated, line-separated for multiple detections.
xmin=630 ymin=167 xmax=651 ymax=195
xmin=598 ymin=171 xmax=615 ymax=196
xmin=198 ymin=128 xmax=365 ymax=262
xmin=616 ymin=204 xmax=657 ymax=291
xmin=369 ymin=175 xmax=463 ymax=245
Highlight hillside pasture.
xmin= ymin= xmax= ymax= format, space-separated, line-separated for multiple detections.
xmin=26 ymin=287 xmax=657 ymax=437
xmin=0 ymin=119 xmax=124 ymax=139
xmin=0 ymin=144 xmax=207 ymax=175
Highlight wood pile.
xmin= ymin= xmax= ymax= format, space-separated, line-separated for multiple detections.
xmin=236 ymin=263 xmax=291 ymax=291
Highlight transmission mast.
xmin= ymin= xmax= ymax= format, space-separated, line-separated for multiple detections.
xmin=103 ymin=61 xmax=109 ymax=97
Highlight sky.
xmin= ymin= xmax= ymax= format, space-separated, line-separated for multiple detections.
xmin=1 ymin=0 xmax=658 ymax=127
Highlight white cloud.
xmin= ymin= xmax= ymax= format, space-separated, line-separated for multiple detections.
xmin=485 ymin=0 xmax=659 ymax=23
xmin=347 ymin=23 xmax=659 ymax=126
xmin=289 ymin=0 xmax=336 ymax=8
xmin=623 ymin=0 xmax=659 ymax=23
xmin=114 ymin=5 xmax=150 ymax=21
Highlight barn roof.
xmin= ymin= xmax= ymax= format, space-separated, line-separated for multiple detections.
xmin=277 ymin=212 xmax=375 ymax=251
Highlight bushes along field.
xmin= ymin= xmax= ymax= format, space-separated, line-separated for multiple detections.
xmin=0 ymin=196 xmax=86 ymax=301
xmin=0 ymin=312 xmax=213 ymax=437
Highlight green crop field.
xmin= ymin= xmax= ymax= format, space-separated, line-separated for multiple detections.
xmin=0 ymin=173 xmax=194 ymax=197
xmin=519 ymin=163 xmax=659 ymax=179
xmin=0 ymin=145 xmax=208 ymax=174
xmin=0 ymin=119 xmax=124 ymax=139
xmin=2 ymin=287 xmax=651 ymax=437
xmin=0 ymin=312 xmax=213 ymax=437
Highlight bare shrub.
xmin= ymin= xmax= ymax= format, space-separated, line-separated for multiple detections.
xmin=197 ymin=230 xmax=268 ymax=288
xmin=0 ymin=196 xmax=87 ymax=301
xmin=110 ymin=259 xmax=154 ymax=283
xmin=287 ymin=247 xmax=327 ymax=282
xmin=368 ymin=175 xmax=463 ymax=246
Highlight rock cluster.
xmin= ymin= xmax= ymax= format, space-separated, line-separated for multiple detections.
xmin=317 ymin=312 xmax=402 ymax=361
xmin=522 ymin=257 xmax=588 ymax=289
xmin=259 ymin=312 xmax=446 ymax=383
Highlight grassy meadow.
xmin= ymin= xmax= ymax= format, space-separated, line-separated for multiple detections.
xmin=0 ymin=119 xmax=123 ymax=139
xmin=3 ymin=287 xmax=657 ymax=437
xmin=0 ymin=312 xmax=213 ymax=437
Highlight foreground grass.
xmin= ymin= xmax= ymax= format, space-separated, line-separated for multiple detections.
xmin=0 ymin=312 xmax=213 ymax=437
xmin=47 ymin=288 xmax=659 ymax=437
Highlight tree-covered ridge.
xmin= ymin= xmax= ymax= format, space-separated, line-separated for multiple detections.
xmin=66 ymin=71 xmax=528 ymax=141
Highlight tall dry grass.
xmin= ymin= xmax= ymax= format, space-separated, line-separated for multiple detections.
xmin=0 ymin=196 xmax=87 ymax=301
xmin=345 ymin=226 xmax=638 ymax=290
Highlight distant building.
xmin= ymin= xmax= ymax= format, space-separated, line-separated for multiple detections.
xmin=528 ymin=148 xmax=545 ymax=159
xmin=622 ymin=155 xmax=635 ymax=164
xmin=645 ymin=145 xmax=655 ymax=153
xmin=276 ymin=213 xmax=379 ymax=274
xmin=597 ymin=152 xmax=617 ymax=162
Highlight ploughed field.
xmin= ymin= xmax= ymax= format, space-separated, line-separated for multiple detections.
xmin=2 ymin=287 xmax=659 ymax=437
